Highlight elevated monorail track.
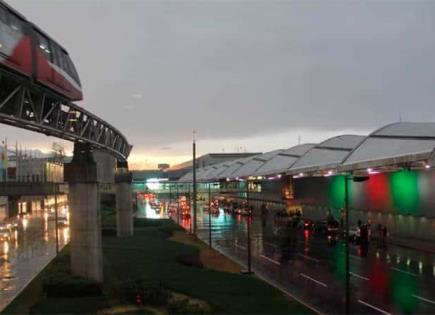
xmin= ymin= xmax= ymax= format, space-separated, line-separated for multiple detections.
xmin=0 ymin=68 xmax=132 ymax=160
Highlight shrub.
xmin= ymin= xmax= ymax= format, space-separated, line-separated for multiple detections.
xmin=177 ymin=253 xmax=203 ymax=269
xmin=120 ymin=279 xmax=171 ymax=306
xmin=43 ymin=272 xmax=102 ymax=297
xmin=134 ymin=219 xmax=163 ymax=228
xmin=167 ymin=299 xmax=209 ymax=315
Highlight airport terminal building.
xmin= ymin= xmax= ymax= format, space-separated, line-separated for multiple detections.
xmin=178 ymin=122 xmax=435 ymax=243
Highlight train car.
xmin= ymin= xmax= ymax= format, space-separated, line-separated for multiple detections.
xmin=0 ymin=1 xmax=83 ymax=101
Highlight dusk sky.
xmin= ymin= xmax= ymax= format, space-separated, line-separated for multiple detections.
xmin=5 ymin=0 xmax=435 ymax=169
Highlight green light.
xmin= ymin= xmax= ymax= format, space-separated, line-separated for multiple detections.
xmin=390 ymin=170 xmax=420 ymax=215
xmin=328 ymin=176 xmax=350 ymax=218
xmin=391 ymin=271 xmax=419 ymax=314
xmin=333 ymin=244 xmax=345 ymax=280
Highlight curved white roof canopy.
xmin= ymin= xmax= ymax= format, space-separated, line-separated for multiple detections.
xmin=340 ymin=122 xmax=435 ymax=171
xmin=287 ymin=135 xmax=365 ymax=175
xmin=178 ymin=122 xmax=435 ymax=182
xmin=230 ymin=149 xmax=283 ymax=178
xmin=253 ymin=144 xmax=315 ymax=177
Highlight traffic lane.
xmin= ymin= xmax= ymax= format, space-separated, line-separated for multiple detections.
xmin=195 ymin=214 xmax=353 ymax=313
xmin=204 ymin=232 xmax=374 ymax=314
xmin=136 ymin=199 xmax=167 ymax=219
xmin=194 ymin=210 xmax=435 ymax=314
xmin=0 ymin=212 xmax=69 ymax=312
xmin=253 ymin=226 xmax=435 ymax=313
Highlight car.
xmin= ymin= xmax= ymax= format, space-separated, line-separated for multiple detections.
xmin=347 ymin=226 xmax=361 ymax=242
xmin=326 ymin=220 xmax=340 ymax=239
xmin=301 ymin=219 xmax=314 ymax=230
xmin=57 ymin=216 xmax=69 ymax=227
xmin=0 ymin=225 xmax=11 ymax=241
xmin=313 ymin=220 xmax=328 ymax=233
xmin=6 ymin=221 xmax=18 ymax=231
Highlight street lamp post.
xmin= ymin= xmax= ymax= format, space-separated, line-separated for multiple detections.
xmin=54 ymin=184 xmax=59 ymax=255
xmin=176 ymin=183 xmax=180 ymax=224
xmin=208 ymin=182 xmax=212 ymax=248
xmin=188 ymin=184 xmax=192 ymax=234
xmin=192 ymin=135 xmax=197 ymax=236
xmin=344 ymin=174 xmax=350 ymax=315
xmin=244 ymin=180 xmax=253 ymax=274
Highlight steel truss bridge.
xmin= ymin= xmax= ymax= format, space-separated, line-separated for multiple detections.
xmin=0 ymin=68 xmax=132 ymax=160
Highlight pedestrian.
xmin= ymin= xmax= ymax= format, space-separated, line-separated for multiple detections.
xmin=376 ymin=224 xmax=382 ymax=247
xmin=382 ymin=225 xmax=388 ymax=249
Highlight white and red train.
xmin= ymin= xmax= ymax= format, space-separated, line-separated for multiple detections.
xmin=0 ymin=1 xmax=82 ymax=101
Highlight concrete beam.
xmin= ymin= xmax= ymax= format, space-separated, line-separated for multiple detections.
xmin=64 ymin=143 xmax=103 ymax=282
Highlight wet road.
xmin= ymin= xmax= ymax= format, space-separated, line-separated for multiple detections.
xmin=169 ymin=203 xmax=435 ymax=315
xmin=0 ymin=211 xmax=69 ymax=312
xmin=136 ymin=199 xmax=167 ymax=219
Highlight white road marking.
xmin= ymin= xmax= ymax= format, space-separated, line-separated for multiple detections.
xmin=391 ymin=267 xmax=417 ymax=276
xmin=299 ymin=273 xmax=328 ymax=288
xmin=413 ymin=294 xmax=435 ymax=305
xmin=350 ymin=272 xmax=369 ymax=281
xmin=358 ymin=299 xmax=391 ymax=315
xmin=235 ymin=243 xmax=246 ymax=250
xmin=350 ymin=254 xmax=363 ymax=261
xmin=297 ymin=253 xmax=320 ymax=263
xmin=263 ymin=241 xmax=279 ymax=249
xmin=260 ymin=255 xmax=281 ymax=266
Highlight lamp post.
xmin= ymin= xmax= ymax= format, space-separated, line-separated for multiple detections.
xmin=192 ymin=131 xmax=197 ymax=237
xmin=208 ymin=182 xmax=212 ymax=248
xmin=176 ymin=183 xmax=180 ymax=224
xmin=188 ymin=184 xmax=192 ymax=234
xmin=242 ymin=179 xmax=253 ymax=274
xmin=53 ymin=183 xmax=59 ymax=255
xmin=344 ymin=174 xmax=350 ymax=315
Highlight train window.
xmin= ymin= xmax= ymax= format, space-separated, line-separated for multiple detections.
xmin=36 ymin=32 xmax=51 ymax=60
xmin=8 ymin=13 xmax=22 ymax=32
xmin=0 ymin=6 xmax=6 ymax=24
xmin=51 ymin=42 xmax=62 ymax=67
xmin=60 ymin=50 xmax=71 ymax=76
xmin=65 ymin=54 xmax=80 ymax=83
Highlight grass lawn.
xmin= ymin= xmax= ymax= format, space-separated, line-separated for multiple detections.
xmin=3 ymin=210 xmax=314 ymax=315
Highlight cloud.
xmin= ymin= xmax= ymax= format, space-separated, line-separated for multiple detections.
xmin=131 ymin=93 xmax=143 ymax=99
xmin=8 ymin=0 xmax=435 ymax=161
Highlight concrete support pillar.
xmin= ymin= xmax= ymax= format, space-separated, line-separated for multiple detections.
xmin=115 ymin=160 xmax=133 ymax=237
xmin=64 ymin=143 xmax=103 ymax=282
xmin=7 ymin=196 xmax=19 ymax=218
